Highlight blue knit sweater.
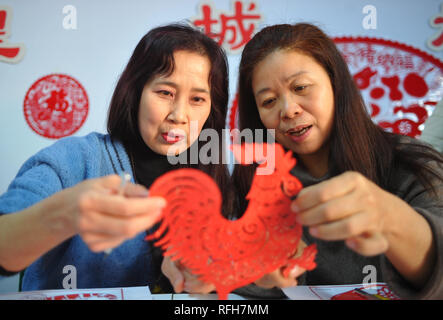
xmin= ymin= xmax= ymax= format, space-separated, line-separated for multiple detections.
xmin=0 ymin=132 xmax=159 ymax=290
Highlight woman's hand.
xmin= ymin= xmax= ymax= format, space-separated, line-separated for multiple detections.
xmin=291 ymin=171 xmax=396 ymax=256
xmin=161 ymin=256 xmax=215 ymax=294
xmin=254 ymin=240 xmax=307 ymax=289
xmin=71 ymin=174 xmax=166 ymax=252
xmin=0 ymin=174 xmax=166 ymax=271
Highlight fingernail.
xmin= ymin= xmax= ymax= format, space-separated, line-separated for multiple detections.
xmin=174 ymin=279 xmax=183 ymax=293
xmin=347 ymin=240 xmax=356 ymax=249
xmin=289 ymin=266 xmax=302 ymax=278
xmin=183 ymin=282 xmax=192 ymax=293
xmin=138 ymin=189 xmax=149 ymax=197
xmin=153 ymin=198 xmax=166 ymax=208
xmin=154 ymin=209 xmax=163 ymax=217
xmin=158 ymin=198 xmax=167 ymax=208
xmin=309 ymin=227 xmax=318 ymax=236
xmin=291 ymin=203 xmax=299 ymax=212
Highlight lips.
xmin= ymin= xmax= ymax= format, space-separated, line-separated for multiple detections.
xmin=161 ymin=131 xmax=185 ymax=144
xmin=286 ymin=125 xmax=312 ymax=137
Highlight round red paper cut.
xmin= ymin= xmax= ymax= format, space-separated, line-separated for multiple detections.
xmin=403 ymin=72 xmax=428 ymax=98
xmin=23 ymin=74 xmax=89 ymax=139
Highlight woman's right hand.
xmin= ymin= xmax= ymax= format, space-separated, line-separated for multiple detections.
xmin=68 ymin=174 xmax=166 ymax=252
xmin=254 ymin=240 xmax=308 ymax=289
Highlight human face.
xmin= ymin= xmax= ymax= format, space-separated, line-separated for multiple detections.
xmin=252 ymin=49 xmax=334 ymax=168
xmin=138 ymin=50 xmax=212 ymax=155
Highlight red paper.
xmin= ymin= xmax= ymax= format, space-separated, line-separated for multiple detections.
xmin=146 ymin=143 xmax=317 ymax=300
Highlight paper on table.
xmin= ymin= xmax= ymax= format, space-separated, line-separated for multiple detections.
xmin=0 ymin=285 xmax=152 ymax=300
xmin=282 ymin=283 xmax=399 ymax=300
xmin=171 ymin=293 xmax=249 ymax=300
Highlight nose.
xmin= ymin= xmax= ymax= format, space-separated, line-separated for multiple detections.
xmin=167 ymin=98 xmax=188 ymax=124
xmin=280 ymin=95 xmax=302 ymax=120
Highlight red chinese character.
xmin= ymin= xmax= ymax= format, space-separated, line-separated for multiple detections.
xmin=193 ymin=1 xmax=261 ymax=53
xmin=428 ymin=5 xmax=443 ymax=51
xmin=0 ymin=6 xmax=25 ymax=63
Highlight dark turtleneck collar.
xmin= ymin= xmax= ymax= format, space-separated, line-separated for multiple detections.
xmin=126 ymin=137 xmax=175 ymax=189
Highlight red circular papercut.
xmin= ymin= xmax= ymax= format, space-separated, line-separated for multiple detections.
xmin=23 ymin=74 xmax=89 ymax=139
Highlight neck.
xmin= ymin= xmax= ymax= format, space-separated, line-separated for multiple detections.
xmin=298 ymin=145 xmax=330 ymax=178
xmin=127 ymin=137 xmax=174 ymax=187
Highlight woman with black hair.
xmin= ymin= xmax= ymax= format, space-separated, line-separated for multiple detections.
xmin=232 ymin=23 xmax=443 ymax=299
xmin=0 ymin=23 xmax=232 ymax=291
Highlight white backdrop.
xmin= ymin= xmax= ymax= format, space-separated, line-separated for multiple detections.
xmin=0 ymin=0 xmax=442 ymax=293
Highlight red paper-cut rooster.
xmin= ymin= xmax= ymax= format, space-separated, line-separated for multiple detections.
xmin=146 ymin=143 xmax=317 ymax=300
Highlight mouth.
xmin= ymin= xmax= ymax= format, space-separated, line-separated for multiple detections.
xmin=161 ymin=131 xmax=185 ymax=144
xmin=286 ymin=125 xmax=313 ymax=137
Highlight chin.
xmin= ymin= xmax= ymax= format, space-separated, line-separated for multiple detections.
xmin=283 ymin=141 xmax=319 ymax=156
xmin=164 ymin=144 xmax=189 ymax=157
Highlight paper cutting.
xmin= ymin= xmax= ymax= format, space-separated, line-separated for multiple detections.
xmin=146 ymin=143 xmax=317 ymax=300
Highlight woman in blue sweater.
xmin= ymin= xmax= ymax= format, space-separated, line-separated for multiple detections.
xmin=0 ymin=23 xmax=232 ymax=291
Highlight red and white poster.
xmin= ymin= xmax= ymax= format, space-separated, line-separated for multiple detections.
xmin=23 ymin=74 xmax=89 ymax=139
xmin=0 ymin=5 xmax=25 ymax=63
xmin=336 ymin=37 xmax=443 ymax=138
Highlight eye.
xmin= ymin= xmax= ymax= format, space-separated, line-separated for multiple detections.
xmin=293 ymin=85 xmax=308 ymax=93
xmin=261 ymin=97 xmax=275 ymax=107
xmin=191 ymin=96 xmax=206 ymax=103
xmin=157 ymin=90 xmax=173 ymax=97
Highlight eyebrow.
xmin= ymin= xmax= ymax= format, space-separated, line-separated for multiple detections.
xmin=254 ymin=70 xmax=309 ymax=97
xmin=154 ymin=80 xmax=210 ymax=94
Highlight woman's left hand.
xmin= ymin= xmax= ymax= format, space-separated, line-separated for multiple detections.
xmin=291 ymin=171 xmax=397 ymax=256
xmin=161 ymin=256 xmax=215 ymax=294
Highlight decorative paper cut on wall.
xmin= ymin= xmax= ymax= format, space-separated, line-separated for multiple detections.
xmin=427 ymin=3 xmax=443 ymax=52
xmin=334 ymin=37 xmax=443 ymax=138
xmin=228 ymin=37 xmax=443 ymax=138
xmin=0 ymin=5 xmax=25 ymax=63
xmin=146 ymin=143 xmax=317 ymax=300
xmin=192 ymin=1 xmax=262 ymax=54
xmin=23 ymin=74 xmax=89 ymax=139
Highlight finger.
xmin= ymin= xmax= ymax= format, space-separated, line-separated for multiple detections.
xmin=78 ymin=207 xmax=163 ymax=238
xmin=346 ymin=233 xmax=389 ymax=256
xmin=122 ymin=183 xmax=149 ymax=198
xmin=96 ymin=174 xmax=124 ymax=191
xmin=182 ymin=268 xmax=214 ymax=294
xmin=99 ymin=174 xmax=145 ymax=198
xmin=255 ymin=275 xmax=297 ymax=289
xmin=254 ymin=274 xmax=278 ymax=289
xmin=296 ymin=193 xmax=361 ymax=226
xmin=161 ymin=258 xmax=185 ymax=293
xmin=79 ymin=191 xmax=166 ymax=217
xmin=79 ymin=227 xmax=127 ymax=252
xmin=288 ymin=266 xmax=306 ymax=279
xmin=82 ymin=235 xmax=126 ymax=253
xmin=309 ymin=211 xmax=371 ymax=241
xmin=183 ymin=277 xmax=215 ymax=294
xmin=254 ymin=269 xmax=298 ymax=289
xmin=292 ymin=171 xmax=362 ymax=213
